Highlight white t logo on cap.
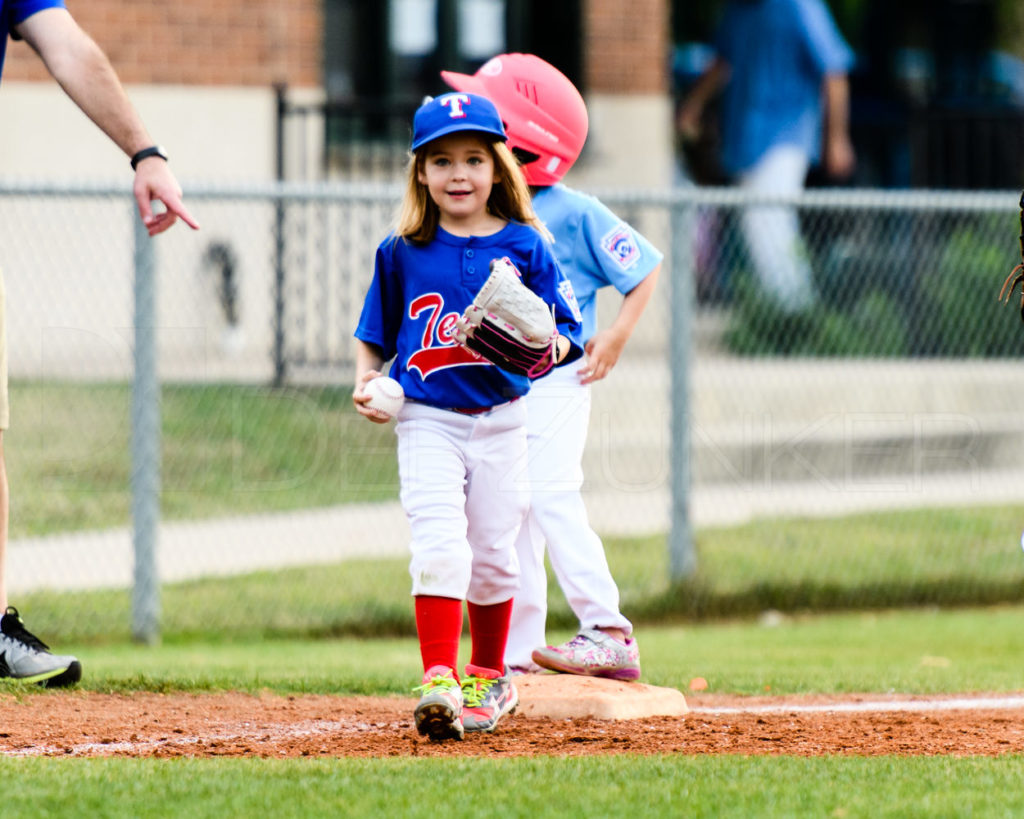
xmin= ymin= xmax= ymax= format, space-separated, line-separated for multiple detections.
xmin=441 ymin=93 xmax=470 ymax=119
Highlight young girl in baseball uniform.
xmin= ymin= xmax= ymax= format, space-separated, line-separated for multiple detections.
xmin=353 ymin=92 xmax=582 ymax=741
xmin=443 ymin=55 xmax=663 ymax=681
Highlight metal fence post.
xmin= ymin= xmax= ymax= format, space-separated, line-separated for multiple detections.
xmin=669 ymin=195 xmax=697 ymax=580
xmin=273 ymin=87 xmax=288 ymax=386
xmin=132 ymin=210 xmax=161 ymax=643
xmin=272 ymin=191 xmax=287 ymax=387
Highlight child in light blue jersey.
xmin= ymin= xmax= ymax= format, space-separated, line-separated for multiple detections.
xmin=443 ymin=54 xmax=663 ymax=679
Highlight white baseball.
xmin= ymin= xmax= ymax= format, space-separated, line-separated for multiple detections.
xmin=364 ymin=376 xmax=405 ymax=418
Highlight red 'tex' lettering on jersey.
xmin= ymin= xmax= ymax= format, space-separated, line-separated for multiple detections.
xmin=406 ymin=293 xmax=485 ymax=378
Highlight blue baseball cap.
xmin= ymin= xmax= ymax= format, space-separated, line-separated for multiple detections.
xmin=411 ymin=92 xmax=507 ymax=151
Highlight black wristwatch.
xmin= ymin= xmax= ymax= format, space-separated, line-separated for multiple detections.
xmin=130 ymin=145 xmax=169 ymax=171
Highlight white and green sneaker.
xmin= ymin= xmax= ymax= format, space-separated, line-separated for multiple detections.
xmin=0 ymin=607 xmax=81 ymax=687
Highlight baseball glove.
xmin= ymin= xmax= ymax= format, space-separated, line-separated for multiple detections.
xmin=453 ymin=256 xmax=558 ymax=378
xmin=999 ymin=191 xmax=1024 ymax=321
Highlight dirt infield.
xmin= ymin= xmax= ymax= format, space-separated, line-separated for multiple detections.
xmin=3 ymin=688 xmax=1024 ymax=758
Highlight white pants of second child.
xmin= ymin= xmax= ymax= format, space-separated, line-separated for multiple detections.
xmin=505 ymin=365 xmax=633 ymax=668
xmin=738 ymin=143 xmax=813 ymax=312
xmin=396 ymin=400 xmax=528 ymax=604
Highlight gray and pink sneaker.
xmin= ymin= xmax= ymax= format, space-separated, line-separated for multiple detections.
xmin=532 ymin=628 xmax=641 ymax=681
xmin=461 ymin=664 xmax=519 ymax=733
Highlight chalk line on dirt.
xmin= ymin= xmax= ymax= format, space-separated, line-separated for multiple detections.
xmin=0 ymin=717 xmax=401 ymax=758
xmin=691 ymin=695 xmax=1024 ymax=716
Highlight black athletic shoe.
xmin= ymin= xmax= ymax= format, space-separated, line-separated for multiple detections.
xmin=0 ymin=607 xmax=81 ymax=687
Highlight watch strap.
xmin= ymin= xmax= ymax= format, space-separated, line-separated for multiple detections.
xmin=130 ymin=145 xmax=169 ymax=171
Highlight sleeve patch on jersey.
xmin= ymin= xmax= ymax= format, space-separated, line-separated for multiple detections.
xmin=559 ymin=279 xmax=582 ymax=323
xmin=600 ymin=223 xmax=641 ymax=270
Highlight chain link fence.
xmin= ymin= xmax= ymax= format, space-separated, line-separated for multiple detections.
xmin=3 ymin=180 xmax=1024 ymax=641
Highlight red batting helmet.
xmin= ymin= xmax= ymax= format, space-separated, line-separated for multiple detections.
xmin=441 ymin=53 xmax=588 ymax=186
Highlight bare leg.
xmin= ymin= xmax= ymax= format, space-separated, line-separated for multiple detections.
xmin=0 ymin=432 xmax=8 ymax=612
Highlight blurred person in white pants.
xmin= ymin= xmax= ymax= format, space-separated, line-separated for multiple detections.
xmin=738 ymin=143 xmax=814 ymax=311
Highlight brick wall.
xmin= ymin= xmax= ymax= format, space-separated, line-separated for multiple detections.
xmin=3 ymin=0 xmax=322 ymax=87
xmin=5 ymin=1 xmax=667 ymax=94
xmin=584 ymin=0 xmax=669 ymax=95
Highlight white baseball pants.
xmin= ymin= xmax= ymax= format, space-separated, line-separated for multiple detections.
xmin=395 ymin=399 xmax=527 ymax=605
xmin=505 ymin=364 xmax=632 ymax=668
xmin=738 ymin=143 xmax=814 ymax=312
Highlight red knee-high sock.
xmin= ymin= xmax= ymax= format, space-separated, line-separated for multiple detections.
xmin=415 ymin=595 xmax=463 ymax=678
xmin=467 ymin=598 xmax=513 ymax=675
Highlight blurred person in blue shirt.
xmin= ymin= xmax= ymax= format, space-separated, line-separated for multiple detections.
xmin=678 ymin=0 xmax=855 ymax=312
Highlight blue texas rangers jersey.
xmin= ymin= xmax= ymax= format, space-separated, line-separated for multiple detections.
xmin=356 ymin=221 xmax=583 ymax=410
xmin=533 ymin=184 xmax=663 ymax=344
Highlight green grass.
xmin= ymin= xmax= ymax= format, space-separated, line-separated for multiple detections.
xmin=677 ymin=504 xmax=1024 ymax=615
xmin=4 ymin=756 xmax=1024 ymax=818
xmin=7 ymin=381 xmax=397 ymax=537
xmin=14 ymin=604 xmax=1024 ymax=697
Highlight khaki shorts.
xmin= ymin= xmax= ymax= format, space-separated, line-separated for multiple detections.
xmin=0 ymin=270 xmax=9 ymax=430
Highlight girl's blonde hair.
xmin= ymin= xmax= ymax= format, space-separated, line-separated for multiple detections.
xmin=394 ymin=136 xmax=551 ymax=245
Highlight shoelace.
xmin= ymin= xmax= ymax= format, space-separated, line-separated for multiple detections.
xmin=413 ymin=674 xmax=459 ymax=696
xmin=1 ymin=608 xmax=50 ymax=652
xmin=461 ymin=676 xmax=495 ymax=707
